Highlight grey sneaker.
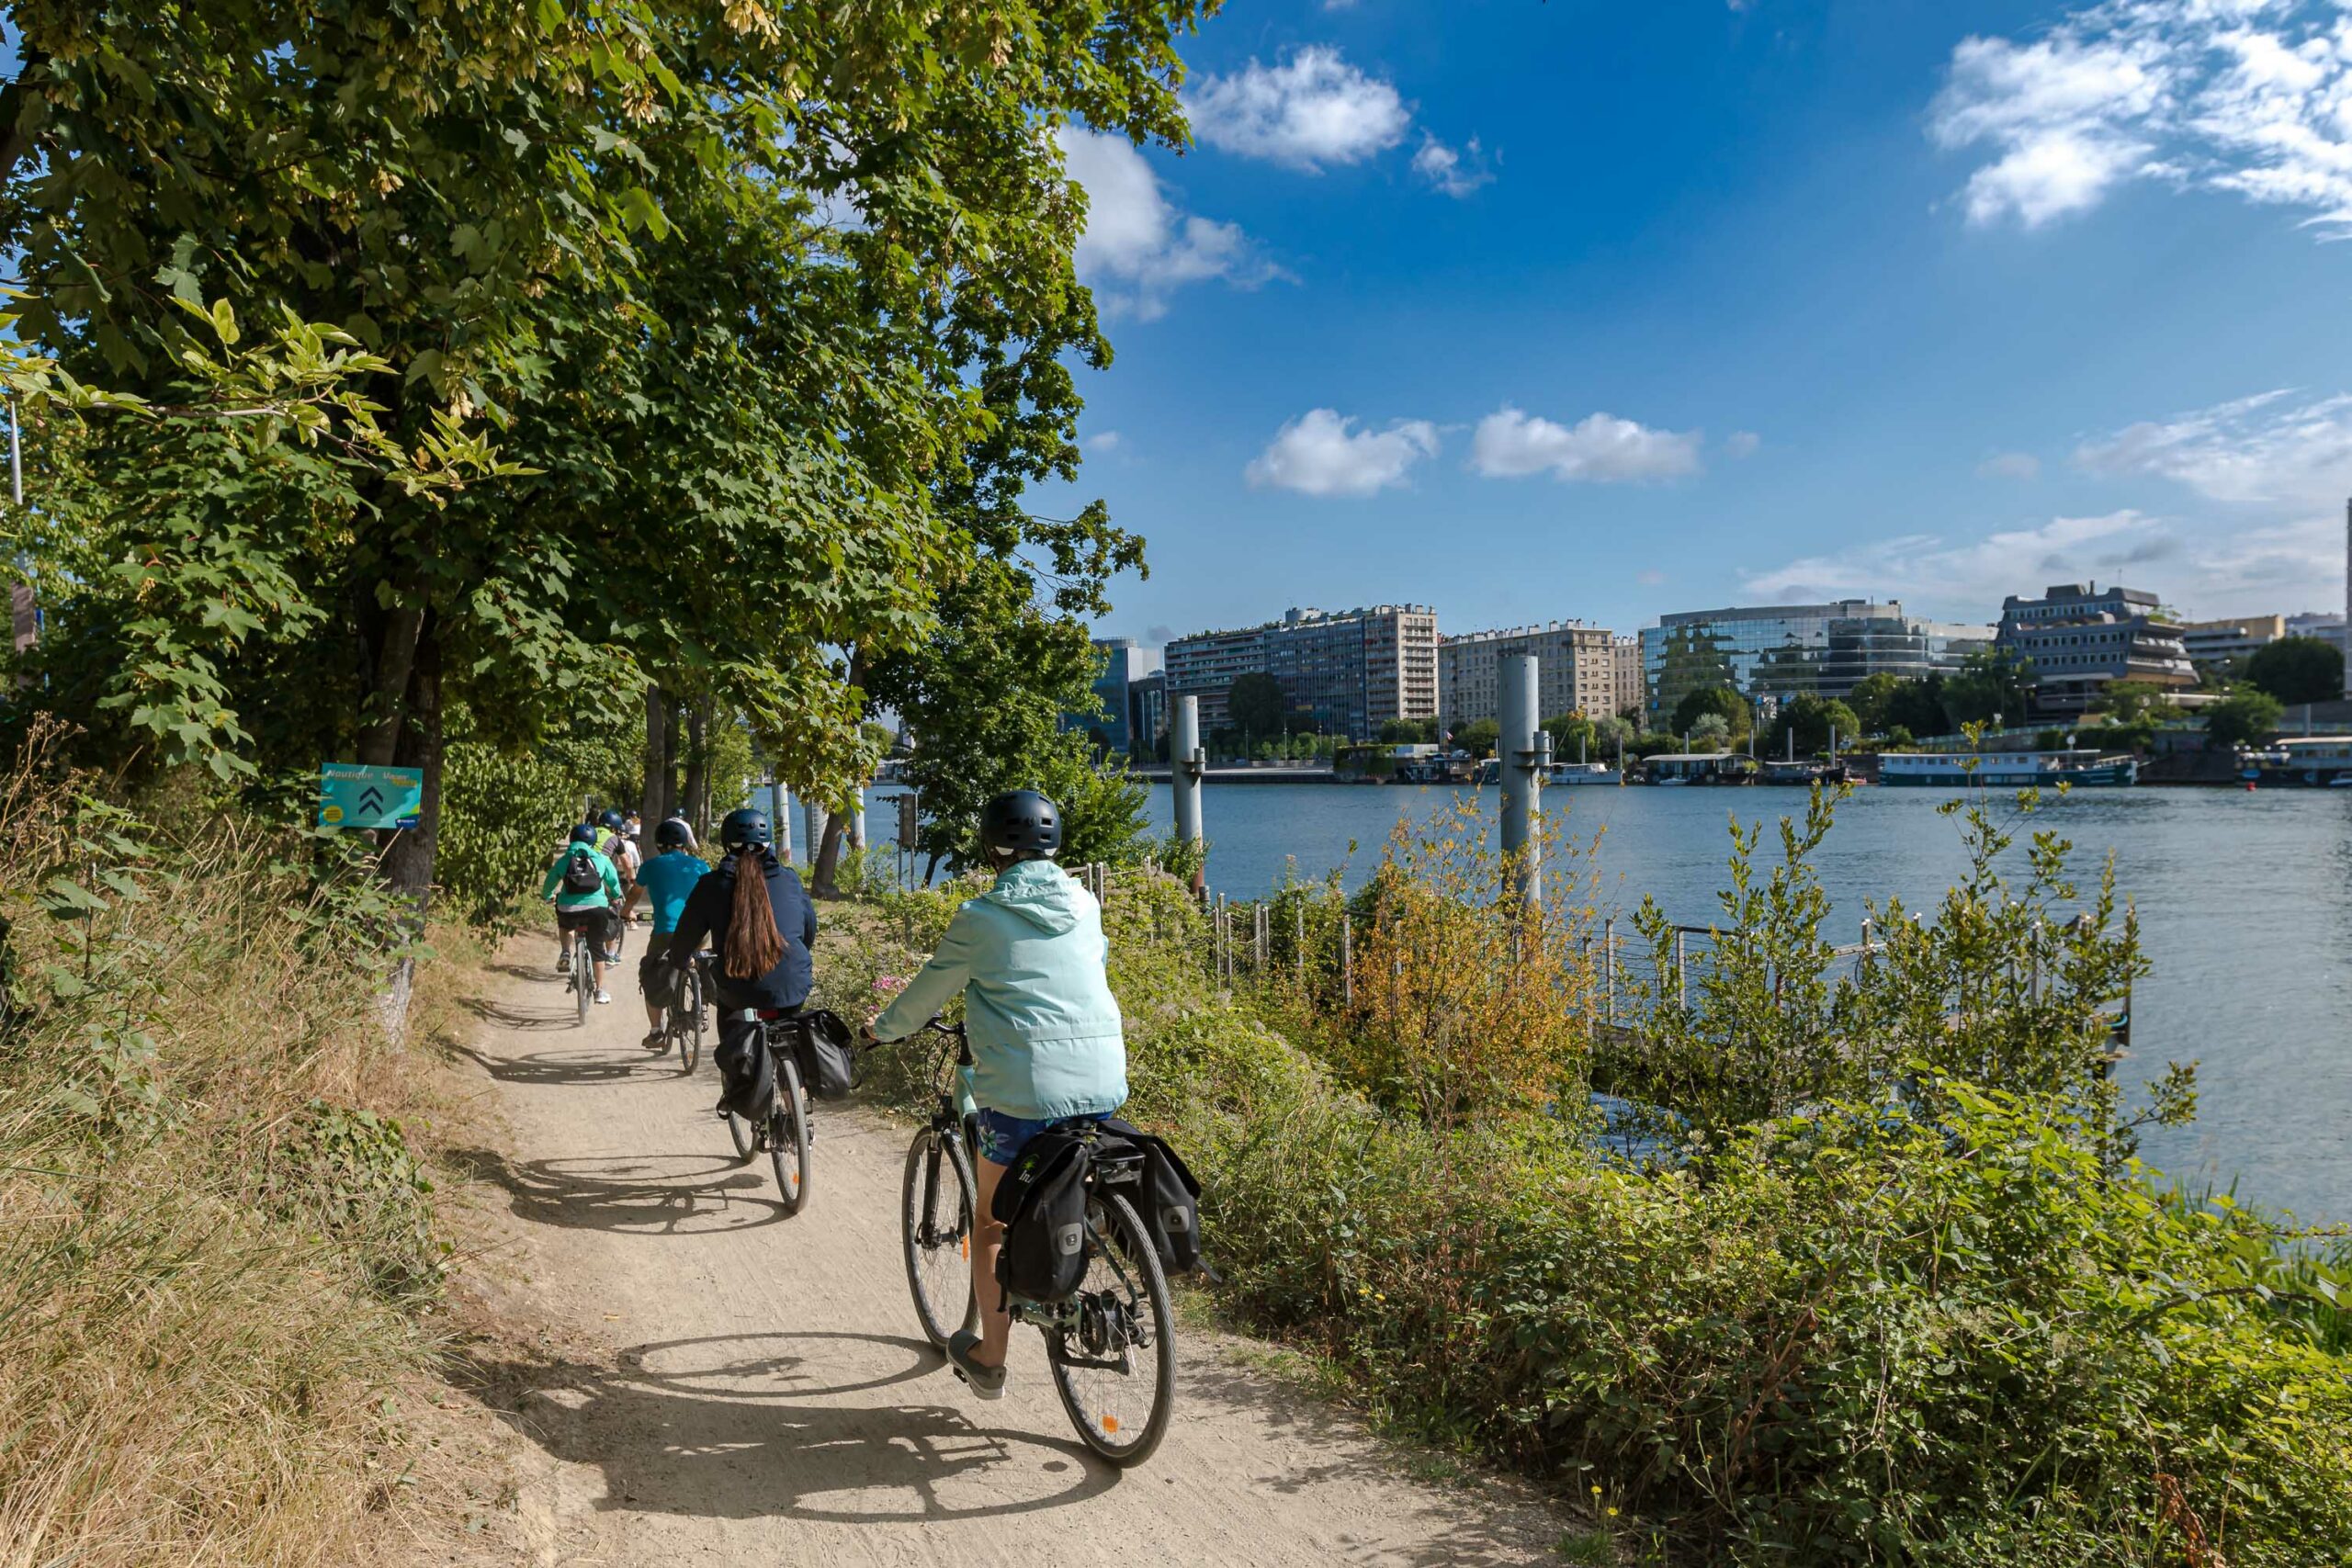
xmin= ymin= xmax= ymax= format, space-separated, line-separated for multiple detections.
xmin=946 ymin=1332 xmax=1006 ymax=1401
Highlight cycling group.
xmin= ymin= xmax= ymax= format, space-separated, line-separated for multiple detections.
xmin=537 ymin=789 xmax=1175 ymax=1462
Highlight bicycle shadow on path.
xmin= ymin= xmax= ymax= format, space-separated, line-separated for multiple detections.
xmin=450 ymin=1329 xmax=1122 ymax=1526
xmin=447 ymin=1145 xmax=792 ymax=1237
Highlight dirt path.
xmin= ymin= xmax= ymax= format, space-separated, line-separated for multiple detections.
xmin=439 ymin=937 xmax=1577 ymax=1567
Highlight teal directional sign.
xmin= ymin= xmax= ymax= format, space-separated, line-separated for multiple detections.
xmin=319 ymin=762 xmax=423 ymax=829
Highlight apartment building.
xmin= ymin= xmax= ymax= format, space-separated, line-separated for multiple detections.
xmin=1438 ymin=622 xmax=1623 ymax=733
xmin=1165 ymin=604 xmax=1439 ymax=740
xmin=1995 ymin=582 xmax=2193 ymax=719
xmin=1611 ymin=635 xmax=1643 ymax=720
xmin=2177 ymin=614 xmax=2286 ymax=671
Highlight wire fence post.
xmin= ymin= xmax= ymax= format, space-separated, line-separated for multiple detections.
xmin=1295 ymin=903 xmax=1306 ymax=985
xmin=1604 ymin=915 xmax=1616 ymax=1025
xmin=1674 ymin=928 xmax=1688 ymax=1009
xmin=1340 ymin=915 xmax=1353 ymax=1008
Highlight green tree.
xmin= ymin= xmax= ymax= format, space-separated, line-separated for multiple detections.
xmin=2244 ymin=636 xmax=2346 ymax=705
xmin=1226 ymin=672 xmax=1288 ymax=741
xmin=2206 ymin=690 xmax=2284 ymax=750
xmin=1882 ymin=676 xmax=1949 ymax=739
xmin=1846 ymin=671 xmax=1905 ymax=733
xmin=1940 ymin=649 xmax=2037 ymax=727
xmin=1379 ymin=717 xmax=1438 ymax=745
xmin=1672 ymin=685 xmax=1749 ymax=740
xmin=1763 ymin=694 xmax=1861 ymax=758
xmin=2091 ymin=680 xmax=2169 ymax=725
xmin=1455 ymin=717 xmax=1501 ymax=758
xmin=2 ymin=0 xmax=1207 ymax=1003
xmin=1688 ymin=712 xmax=1732 ymax=749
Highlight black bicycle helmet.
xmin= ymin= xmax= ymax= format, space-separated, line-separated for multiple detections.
xmin=597 ymin=807 xmax=625 ymax=831
xmin=568 ymin=823 xmax=599 ymax=845
xmin=980 ymin=789 xmax=1061 ymax=857
xmin=719 ymin=807 xmax=771 ymax=851
xmin=653 ymin=816 xmax=694 ymax=850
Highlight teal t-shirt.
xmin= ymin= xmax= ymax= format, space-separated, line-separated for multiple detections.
xmin=635 ymin=849 xmax=710 ymax=934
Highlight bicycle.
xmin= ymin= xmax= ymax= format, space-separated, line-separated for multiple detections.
xmin=722 ymin=1008 xmax=810 ymax=1215
xmin=560 ymin=924 xmax=594 ymax=1026
xmin=656 ymin=952 xmax=709 ymax=1075
xmin=894 ymin=1019 xmax=1175 ymax=1467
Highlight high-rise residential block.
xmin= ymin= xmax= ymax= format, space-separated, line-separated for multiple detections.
xmin=1165 ymin=604 xmax=1439 ymax=740
xmin=1438 ymin=622 xmax=1623 ymax=734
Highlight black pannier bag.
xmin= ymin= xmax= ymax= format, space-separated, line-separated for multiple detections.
xmin=791 ymin=1009 xmax=860 ymax=1101
xmin=1101 ymin=1117 xmax=1213 ymax=1279
xmin=992 ymin=1125 xmax=1096 ymax=1303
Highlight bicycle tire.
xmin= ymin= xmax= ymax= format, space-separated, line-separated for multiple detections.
xmin=899 ymin=1127 xmax=978 ymax=1348
xmin=675 ymin=967 xmax=701 ymax=1075
xmin=573 ymin=933 xmax=593 ymax=1027
xmin=726 ymin=1104 xmax=756 ymax=1162
xmin=770 ymin=1050 xmax=811 ymax=1214
xmin=1046 ymin=1192 xmax=1175 ymax=1467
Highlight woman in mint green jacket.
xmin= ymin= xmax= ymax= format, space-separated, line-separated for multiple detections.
xmin=867 ymin=790 xmax=1125 ymax=1398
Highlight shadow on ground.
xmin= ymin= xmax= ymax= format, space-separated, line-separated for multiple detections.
xmin=450 ymin=1331 xmax=1125 ymax=1525
xmin=449 ymin=1145 xmax=789 ymax=1236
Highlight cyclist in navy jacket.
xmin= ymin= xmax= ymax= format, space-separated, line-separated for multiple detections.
xmin=662 ymin=808 xmax=817 ymax=1119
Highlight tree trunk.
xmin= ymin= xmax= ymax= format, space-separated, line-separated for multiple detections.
xmin=358 ymin=604 xmax=425 ymax=766
xmin=642 ymin=682 xmax=668 ymax=822
xmin=682 ymin=705 xmax=708 ymax=839
xmin=662 ymin=700 xmax=683 ymax=822
xmin=375 ymin=617 xmax=443 ymax=1036
xmin=812 ymin=809 xmax=849 ymax=898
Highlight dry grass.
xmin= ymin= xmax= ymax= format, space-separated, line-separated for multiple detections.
xmin=0 ymin=730 xmax=488 ymax=1567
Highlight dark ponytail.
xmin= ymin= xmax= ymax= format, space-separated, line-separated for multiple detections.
xmin=723 ymin=850 xmax=784 ymax=980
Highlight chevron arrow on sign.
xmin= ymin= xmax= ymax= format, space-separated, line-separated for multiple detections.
xmin=357 ymin=786 xmax=385 ymax=815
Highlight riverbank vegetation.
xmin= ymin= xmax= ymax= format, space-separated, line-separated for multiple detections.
xmin=826 ymin=783 xmax=2352 ymax=1563
xmin=0 ymin=730 xmax=479 ymax=1563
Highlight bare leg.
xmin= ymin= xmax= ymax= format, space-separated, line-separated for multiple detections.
xmin=970 ymin=1156 xmax=1012 ymax=1371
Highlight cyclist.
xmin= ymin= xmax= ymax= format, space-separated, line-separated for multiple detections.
xmin=865 ymin=789 xmax=1126 ymax=1400
xmin=633 ymin=817 xmax=710 ymax=1051
xmin=542 ymin=823 xmax=624 ymax=1002
xmin=596 ymin=807 xmax=640 ymax=910
xmin=660 ymin=807 xmax=818 ymax=1122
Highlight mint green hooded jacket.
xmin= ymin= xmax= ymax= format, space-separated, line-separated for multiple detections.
xmin=873 ymin=859 xmax=1127 ymax=1122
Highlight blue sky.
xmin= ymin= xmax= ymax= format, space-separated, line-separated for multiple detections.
xmin=1050 ymin=0 xmax=2352 ymax=648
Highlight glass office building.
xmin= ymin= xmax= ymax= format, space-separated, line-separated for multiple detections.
xmin=1641 ymin=601 xmax=1991 ymax=725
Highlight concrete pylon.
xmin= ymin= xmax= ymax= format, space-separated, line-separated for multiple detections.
xmin=1498 ymin=653 xmax=1547 ymax=908
xmin=1172 ymin=694 xmax=1204 ymax=892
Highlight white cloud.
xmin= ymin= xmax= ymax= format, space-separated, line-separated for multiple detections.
xmin=1057 ymin=128 xmax=1279 ymax=320
xmin=1245 ymin=409 xmax=1439 ymax=498
xmin=1636 ymin=569 xmax=1668 ymax=586
xmin=1929 ymin=4 xmax=2352 ymax=233
xmin=1741 ymin=511 xmax=2164 ymax=608
xmin=1471 ymin=406 xmax=1703 ymax=483
xmin=1724 ymin=430 xmax=1762 ymax=459
xmin=2074 ymin=389 xmax=2352 ymax=508
xmin=1411 ymin=135 xmax=1494 ymax=197
xmin=1084 ymin=430 xmax=1125 ymax=455
xmin=1188 ymin=47 xmax=1411 ymax=172
xmin=1977 ymin=451 xmax=2042 ymax=480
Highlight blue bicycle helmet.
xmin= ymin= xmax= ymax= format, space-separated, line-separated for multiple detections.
xmin=568 ymin=823 xmax=599 ymax=845
xmin=719 ymin=807 xmax=771 ymax=851
xmin=597 ymin=807 xmax=625 ymax=832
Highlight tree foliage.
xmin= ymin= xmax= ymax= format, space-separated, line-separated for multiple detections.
xmin=2206 ymin=690 xmax=2284 ymax=750
xmin=1225 ymin=672 xmax=1289 ymax=740
xmin=2244 ymin=636 xmax=2345 ymax=706
xmin=1672 ymin=685 xmax=1748 ymax=740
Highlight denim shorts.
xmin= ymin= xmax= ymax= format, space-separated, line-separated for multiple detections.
xmin=975 ymin=1108 xmax=1105 ymax=1167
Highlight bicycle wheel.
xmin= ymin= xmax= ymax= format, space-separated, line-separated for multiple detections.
xmin=675 ymin=968 xmax=702 ymax=1075
xmin=573 ymin=933 xmax=592 ymax=1027
xmin=900 ymin=1127 xmax=978 ymax=1348
xmin=769 ymin=1051 xmax=810 ymax=1214
xmin=726 ymin=1094 xmax=756 ymax=1161
xmin=1046 ymin=1193 xmax=1175 ymax=1467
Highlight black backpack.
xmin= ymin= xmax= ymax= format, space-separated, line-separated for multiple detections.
xmin=1101 ymin=1117 xmax=1213 ymax=1280
xmin=790 ymin=1010 xmax=860 ymax=1101
xmin=560 ymin=846 xmax=602 ymax=894
xmin=991 ymin=1125 xmax=1096 ymax=1303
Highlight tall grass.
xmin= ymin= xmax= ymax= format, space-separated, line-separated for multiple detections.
xmin=0 ymin=728 xmax=450 ymax=1565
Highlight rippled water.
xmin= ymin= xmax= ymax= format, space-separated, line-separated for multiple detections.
xmin=864 ymin=780 xmax=2352 ymax=1224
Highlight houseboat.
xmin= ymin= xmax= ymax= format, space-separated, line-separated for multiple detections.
xmin=1877 ymin=749 xmax=2137 ymax=788
xmin=2247 ymin=737 xmax=2352 ymax=787
xmin=1545 ymin=761 xmax=1623 ymax=786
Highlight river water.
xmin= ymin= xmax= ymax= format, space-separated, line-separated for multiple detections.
xmin=862 ymin=780 xmax=2352 ymax=1226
